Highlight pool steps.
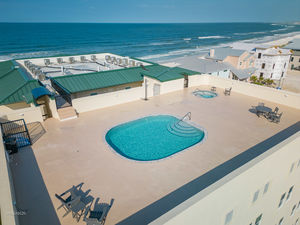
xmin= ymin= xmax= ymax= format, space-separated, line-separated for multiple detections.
xmin=167 ymin=120 xmax=202 ymax=137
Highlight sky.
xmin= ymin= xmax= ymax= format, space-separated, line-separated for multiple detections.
xmin=0 ymin=0 xmax=299 ymax=23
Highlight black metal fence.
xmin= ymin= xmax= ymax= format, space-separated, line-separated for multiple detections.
xmin=51 ymin=79 xmax=72 ymax=107
xmin=0 ymin=119 xmax=32 ymax=148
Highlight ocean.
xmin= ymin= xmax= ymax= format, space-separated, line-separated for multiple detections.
xmin=0 ymin=23 xmax=300 ymax=62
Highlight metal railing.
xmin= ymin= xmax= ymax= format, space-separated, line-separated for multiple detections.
xmin=178 ymin=112 xmax=191 ymax=123
xmin=0 ymin=119 xmax=32 ymax=148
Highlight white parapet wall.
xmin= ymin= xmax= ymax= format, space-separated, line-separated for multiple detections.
xmin=72 ymin=86 xmax=144 ymax=113
xmin=203 ymin=75 xmax=300 ymax=109
xmin=0 ymin=130 xmax=19 ymax=225
xmin=0 ymin=103 xmax=44 ymax=123
xmin=188 ymin=74 xmax=210 ymax=87
xmin=151 ymin=131 xmax=300 ymax=225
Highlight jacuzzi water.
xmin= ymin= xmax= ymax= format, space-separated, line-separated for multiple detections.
xmin=105 ymin=115 xmax=205 ymax=161
xmin=193 ymin=90 xmax=217 ymax=98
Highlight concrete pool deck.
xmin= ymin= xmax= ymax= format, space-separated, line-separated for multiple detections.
xmin=10 ymin=85 xmax=300 ymax=225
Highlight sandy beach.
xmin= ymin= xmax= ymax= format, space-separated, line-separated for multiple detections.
xmin=159 ymin=32 xmax=300 ymax=65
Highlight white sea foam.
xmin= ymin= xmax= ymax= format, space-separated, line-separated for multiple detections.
xmin=234 ymin=31 xmax=267 ymax=36
xmin=149 ymin=41 xmax=177 ymax=46
xmin=142 ymin=31 xmax=300 ymax=62
xmin=197 ymin=36 xmax=226 ymax=39
xmin=183 ymin=38 xmax=192 ymax=41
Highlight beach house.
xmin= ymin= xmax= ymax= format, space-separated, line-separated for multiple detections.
xmin=253 ymin=47 xmax=291 ymax=81
xmin=206 ymin=47 xmax=255 ymax=69
xmin=283 ymin=38 xmax=300 ymax=70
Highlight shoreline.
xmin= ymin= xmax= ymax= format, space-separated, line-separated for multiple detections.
xmin=158 ymin=32 xmax=300 ymax=64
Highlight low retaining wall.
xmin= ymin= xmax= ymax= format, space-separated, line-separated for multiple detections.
xmin=0 ymin=104 xmax=44 ymax=123
xmin=72 ymin=87 xmax=143 ymax=113
xmin=0 ymin=130 xmax=19 ymax=225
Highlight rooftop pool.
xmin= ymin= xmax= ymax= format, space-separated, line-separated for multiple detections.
xmin=193 ymin=90 xmax=217 ymax=98
xmin=105 ymin=115 xmax=205 ymax=161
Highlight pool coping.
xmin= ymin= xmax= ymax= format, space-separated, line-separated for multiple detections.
xmin=101 ymin=113 xmax=208 ymax=163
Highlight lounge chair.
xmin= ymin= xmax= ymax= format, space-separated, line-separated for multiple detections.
xmin=224 ymin=87 xmax=232 ymax=96
xmin=83 ymin=199 xmax=114 ymax=225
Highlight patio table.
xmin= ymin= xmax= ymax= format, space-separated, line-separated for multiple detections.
xmin=256 ymin=106 xmax=272 ymax=117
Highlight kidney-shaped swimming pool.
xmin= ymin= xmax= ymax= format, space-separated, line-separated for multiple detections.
xmin=105 ymin=115 xmax=205 ymax=161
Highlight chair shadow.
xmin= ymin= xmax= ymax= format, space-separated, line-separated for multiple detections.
xmin=9 ymin=146 xmax=61 ymax=225
xmin=72 ymin=184 xmax=94 ymax=206
xmin=93 ymin=198 xmax=113 ymax=212
xmin=248 ymin=106 xmax=258 ymax=115
xmin=27 ymin=122 xmax=46 ymax=144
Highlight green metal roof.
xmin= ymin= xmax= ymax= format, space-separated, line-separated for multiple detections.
xmin=0 ymin=60 xmax=41 ymax=105
xmin=51 ymin=66 xmax=145 ymax=94
xmin=51 ymin=65 xmax=199 ymax=94
xmin=141 ymin=66 xmax=198 ymax=82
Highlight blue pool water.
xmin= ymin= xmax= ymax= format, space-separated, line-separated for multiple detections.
xmin=105 ymin=115 xmax=205 ymax=161
xmin=193 ymin=90 xmax=218 ymax=98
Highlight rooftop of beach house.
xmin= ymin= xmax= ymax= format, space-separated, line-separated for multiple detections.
xmin=0 ymin=52 xmax=300 ymax=225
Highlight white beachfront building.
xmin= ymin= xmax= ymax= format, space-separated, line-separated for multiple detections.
xmin=253 ymin=47 xmax=291 ymax=80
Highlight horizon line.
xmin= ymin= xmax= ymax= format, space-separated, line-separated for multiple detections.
xmin=0 ymin=21 xmax=298 ymax=24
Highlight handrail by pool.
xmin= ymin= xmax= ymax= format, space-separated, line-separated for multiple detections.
xmin=178 ymin=112 xmax=191 ymax=123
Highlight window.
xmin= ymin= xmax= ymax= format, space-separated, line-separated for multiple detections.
xmin=297 ymin=159 xmax=300 ymax=167
xmin=287 ymin=186 xmax=294 ymax=200
xmin=291 ymin=64 xmax=294 ymax=69
xmin=125 ymin=87 xmax=131 ymax=90
xmin=260 ymin=73 xmax=264 ymax=78
xmin=281 ymin=72 xmax=284 ymax=78
xmin=290 ymin=163 xmax=295 ymax=173
xmin=270 ymin=73 xmax=273 ymax=79
xmin=258 ymin=53 xmax=262 ymax=59
xmin=279 ymin=193 xmax=286 ymax=207
xmin=225 ymin=210 xmax=233 ymax=225
xmin=253 ymin=190 xmax=259 ymax=203
xmin=295 ymin=218 xmax=299 ymax=225
xmin=255 ymin=214 xmax=262 ymax=225
xmin=263 ymin=182 xmax=270 ymax=194
xmin=298 ymin=201 xmax=300 ymax=209
xmin=291 ymin=57 xmax=294 ymax=62
xmin=284 ymin=62 xmax=286 ymax=68
xmin=279 ymin=217 xmax=284 ymax=225
xmin=261 ymin=63 xmax=266 ymax=69
xmin=291 ymin=204 xmax=297 ymax=216
xmin=90 ymin=93 xmax=98 ymax=96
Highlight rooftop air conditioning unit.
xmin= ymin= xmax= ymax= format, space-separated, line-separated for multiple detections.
xmin=44 ymin=59 xmax=50 ymax=66
xmin=57 ymin=58 xmax=63 ymax=64
xmin=91 ymin=55 xmax=97 ymax=62
xmin=38 ymin=73 xmax=46 ymax=81
xmin=80 ymin=56 xmax=86 ymax=62
xmin=129 ymin=60 xmax=136 ymax=67
xmin=123 ymin=58 xmax=129 ymax=66
xmin=117 ymin=58 xmax=122 ymax=65
xmin=69 ymin=57 xmax=75 ymax=64
xmin=105 ymin=55 xmax=111 ymax=63
xmin=24 ymin=60 xmax=29 ymax=67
